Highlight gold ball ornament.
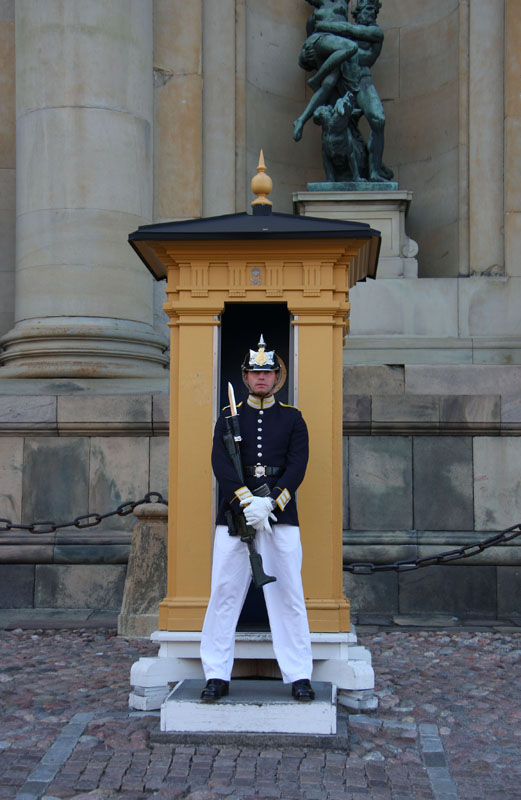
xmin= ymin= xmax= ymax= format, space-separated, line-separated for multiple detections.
xmin=251 ymin=150 xmax=273 ymax=206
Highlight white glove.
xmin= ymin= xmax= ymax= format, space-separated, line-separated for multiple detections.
xmin=246 ymin=509 xmax=278 ymax=533
xmin=241 ymin=496 xmax=277 ymax=532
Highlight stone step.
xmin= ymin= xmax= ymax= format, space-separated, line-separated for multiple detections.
xmin=160 ymin=679 xmax=337 ymax=735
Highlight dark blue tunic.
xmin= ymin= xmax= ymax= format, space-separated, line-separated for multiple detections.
xmin=211 ymin=395 xmax=309 ymax=526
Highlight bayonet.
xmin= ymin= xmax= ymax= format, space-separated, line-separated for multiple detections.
xmin=227 ymin=382 xmax=242 ymax=442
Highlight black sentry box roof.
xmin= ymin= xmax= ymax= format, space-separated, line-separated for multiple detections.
xmin=129 ymin=210 xmax=379 ymax=241
xmin=128 ymin=210 xmax=381 ymax=280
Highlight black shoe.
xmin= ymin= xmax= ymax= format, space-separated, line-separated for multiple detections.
xmin=200 ymin=678 xmax=229 ymax=702
xmin=292 ymin=679 xmax=315 ymax=702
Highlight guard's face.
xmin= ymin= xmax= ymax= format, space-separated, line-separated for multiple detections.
xmin=244 ymin=369 xmax=278 ymax=397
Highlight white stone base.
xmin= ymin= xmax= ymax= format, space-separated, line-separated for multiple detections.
xmin=337 ymin=688 xmax=379 ymax=711
xmin=129 ymin=685 xmax=171 ymax=712
xmin=129 ymin=627 xmax=375 ymax=711
xmin=293 ymin=190 xmax=418 ymax=279
xmin=160 ymin=679 xmax=337 ymax=734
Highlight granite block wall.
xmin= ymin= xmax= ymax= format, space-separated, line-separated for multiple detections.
xmin=1 ymin=368 xmax=521 ymax=618
xmin=341 ymin=366 xmax=521 ymax=620
xmin=0 ymin=393 xmax=169 ymax=610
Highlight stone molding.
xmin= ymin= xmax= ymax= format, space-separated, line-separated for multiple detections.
xmin=341 ymin=365 xmax=521 ymax=434
xmin=0 ymin=318 xmax=169 ymax=379
xmin=0 ymin=388 xmax=519 ymax=437
xmin=344 ymin=335 xmax=521 ymax=366
xmin=0 ymin=393 xmax=169 ymax=436
xmin=343 ymin=532 xmax=521 ymax=567
xmin=342 ymin=393 xmax=507 ymax=436
xmin=0 ymin=531 xmax=131 ymax=565
xmin=348 ymin=276 xmax=521 ymax=346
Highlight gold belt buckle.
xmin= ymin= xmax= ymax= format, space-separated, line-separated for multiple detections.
xmin=254 ymin=465 xmax=266 ymax=478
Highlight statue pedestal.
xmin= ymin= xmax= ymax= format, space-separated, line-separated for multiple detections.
xmin=307 ymin=181 xmax=398 ymax=192
xmin=293 ymin=190 xmax=418 ymax=280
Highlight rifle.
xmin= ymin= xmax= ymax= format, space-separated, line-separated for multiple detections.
xmin=223 ymin=382 xmax=276 ymax=589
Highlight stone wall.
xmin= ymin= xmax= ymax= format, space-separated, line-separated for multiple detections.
xmin=0 ymin=393 xmax=169 ymax=610
xmin=341 ymin=366 xmax=521 ymax=620
xmin=0 ymin=0 xmax=519 ymax=621
xmin=1 ymin=369 xmax=520 ymax=619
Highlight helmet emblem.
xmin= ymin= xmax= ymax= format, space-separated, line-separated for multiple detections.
xmin=249 ymin=334 xmax=275 ymax=368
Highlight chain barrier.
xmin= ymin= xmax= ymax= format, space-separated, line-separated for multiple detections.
xmin=343 ymin=522 xmax=521 ymax=574
xmin=0 ymin=492 xmax=168 ymax=535
xmin=2 ymin=494 xmax=520 ymax=576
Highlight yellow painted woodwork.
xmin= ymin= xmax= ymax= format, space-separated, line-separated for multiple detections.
xmin=157 ymin=236 xmax=376 ymax=633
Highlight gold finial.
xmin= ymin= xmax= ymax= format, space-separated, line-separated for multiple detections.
xmin=251 ymin=150 xmax=273 ymax=207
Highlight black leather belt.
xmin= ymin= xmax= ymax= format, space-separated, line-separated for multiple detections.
xmin=244 ymin=465 xmax=283 ymax=478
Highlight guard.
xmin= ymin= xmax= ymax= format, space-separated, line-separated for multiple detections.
xmin=200 ymin=335 xmax=315 ymax=702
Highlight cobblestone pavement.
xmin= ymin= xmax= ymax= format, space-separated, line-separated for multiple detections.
xmin=1 ymin=626 xmax=520 ymax=800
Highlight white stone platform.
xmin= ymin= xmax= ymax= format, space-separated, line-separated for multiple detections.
xmin=129 ymin=628 xmax=375 ymax=712
xmin=161 ymin=679 xmax=336 ymax=734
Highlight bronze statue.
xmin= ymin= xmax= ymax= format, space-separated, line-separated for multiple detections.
xmin=294 ymin=0 xmax=394 ymax=186
xmin=313 ymin=93 xmax=364 ymax=182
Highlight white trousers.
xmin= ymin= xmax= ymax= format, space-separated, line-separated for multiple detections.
xmin=200 ymin=524 xmax=313 ymax=684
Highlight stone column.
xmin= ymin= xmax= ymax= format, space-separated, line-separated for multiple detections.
xmin=202 ymin=0 xmax=236 ymax=216
xmin=0 ymin=2 xmax=15 ymax=341
xmin=504 ymin=0 xmax=521 ymax=279
xmin=0 ymin=0 xmax=168 ymax=377
xmin=153 ymin=0 xmax=203 ymax=222
xmin=468 ymin=0 xmax=505 ymax=275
